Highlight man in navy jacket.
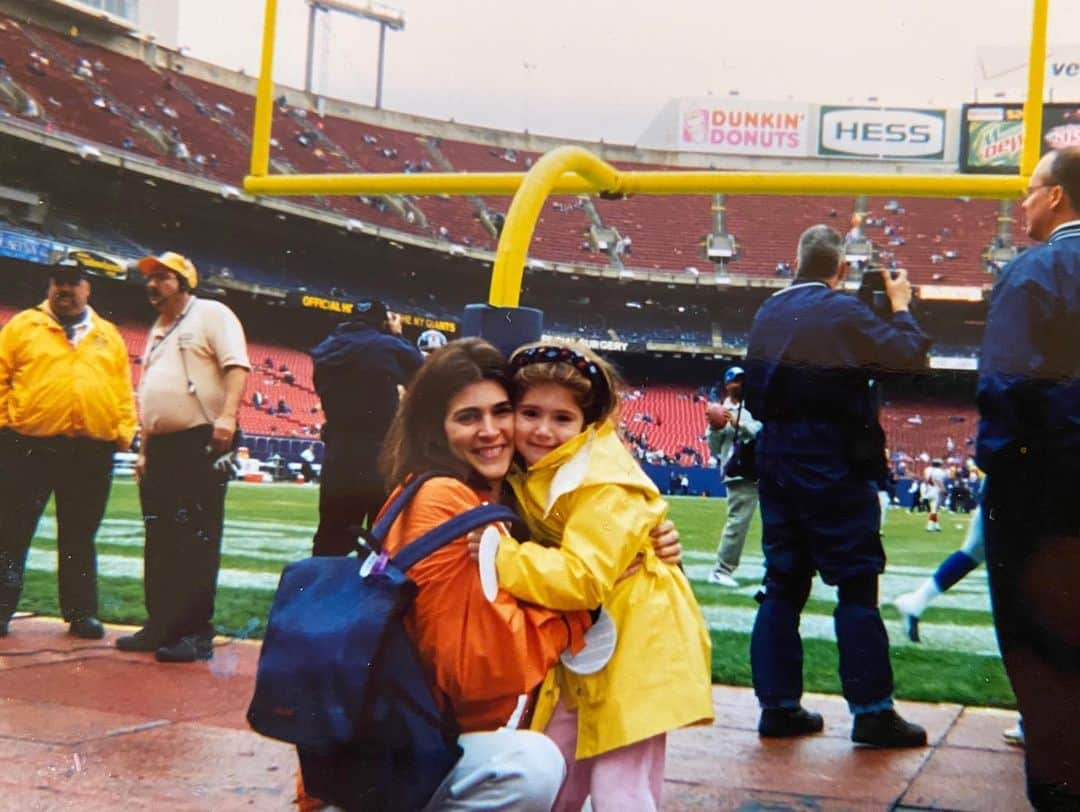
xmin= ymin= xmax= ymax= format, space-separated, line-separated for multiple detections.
xmin=977 ymin=148 xmax=1080 ymax=810
xmin=310 ymin=299 xmax=423 ymax=556
xmin=745 ymin=225 xmax=930 ymax=747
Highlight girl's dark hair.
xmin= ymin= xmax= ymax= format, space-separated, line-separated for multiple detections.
xmin=378 ymin=337 xmax=510 ymax=489
xmin=509 ymin=341 xmax=622 ymax=426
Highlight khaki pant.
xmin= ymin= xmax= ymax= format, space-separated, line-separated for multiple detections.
xmin=712 ymin=478 xmax=759 ymax=576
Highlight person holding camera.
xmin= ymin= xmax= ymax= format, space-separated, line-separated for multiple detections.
xmin=309 ymin=299 xmax=423 ymax=557
xmin=743 ymin=225 xmax=930 ymax=746
xmin=118 ymin=252 xmax=250 ymax=663
xmin=705 ymin=366 xmax=761 ymax=588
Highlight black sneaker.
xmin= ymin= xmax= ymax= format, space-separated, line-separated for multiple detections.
xmin=904 ymin=614 xmax=920 ymax=643
xmin=69 ymin=617 xmax=105 ymax=640
xmin=759 ymin=706 xmax=825 ymax=738
xmin=116 ymin=627 xmax=167 ymax=652
xmin=852 ymin=709 xmax=927 ymax=747
xmin=155 ymin=635 xmax=213 ymax=663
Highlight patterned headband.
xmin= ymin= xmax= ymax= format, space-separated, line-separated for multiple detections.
xmin=509 ymin=345 xmax=612 ymax=423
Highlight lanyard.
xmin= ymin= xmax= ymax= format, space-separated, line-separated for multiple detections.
xmin=144 ymin=300 xmax=194 ymax=367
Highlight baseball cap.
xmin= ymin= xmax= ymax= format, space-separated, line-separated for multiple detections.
xmin=49 ymin=260 xmax=85 ymax=284
xmin=352 ymin=298 xmax=388 ymax=325
xmin=724 ymin=366 xmax=745 ymax=385
xmin=136 ymin=251 xmax=198 ymax=289
xmin=417 ymin=328 xmax=448 ymax=353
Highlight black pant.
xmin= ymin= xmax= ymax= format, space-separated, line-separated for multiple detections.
xmin=0 ymin=430 xmax=114 ymax=622
xmin=312 ymin=438 xmax=385 ymax=557
xmin=752 ymin=458 xmax=892 ymax=710
xmin=140 ymin=425 xmax=227 ymax=641
xmin=984 ymin=462 xmax=1080 ymax=810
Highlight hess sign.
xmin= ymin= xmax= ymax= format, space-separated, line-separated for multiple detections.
xmin=818 ymin=107 xmax=946 ymax=160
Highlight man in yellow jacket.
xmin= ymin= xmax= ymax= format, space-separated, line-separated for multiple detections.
xmin=0 ymin=263 xmax=136 ymax=639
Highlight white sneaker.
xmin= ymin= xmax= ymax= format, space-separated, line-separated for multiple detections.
xmin=926 ymin=523 xmax=941 ymax=532
xmin=1002 ymin=723 xmax=1024 ymax=747
xmin=707 ymin=570 xmax=739 ymax=588
xmin=892 ymin=593 xmax=922 ymax=643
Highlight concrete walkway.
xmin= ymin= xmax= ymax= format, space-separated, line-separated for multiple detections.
xmin=0 ymin=617 xmax=1027 ymax=811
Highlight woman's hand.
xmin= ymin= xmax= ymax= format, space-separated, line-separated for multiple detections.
xmin=650 ymin=519 xmax=682 ymax=565
xmin=466 ymin=528 xmax=483 ymax=561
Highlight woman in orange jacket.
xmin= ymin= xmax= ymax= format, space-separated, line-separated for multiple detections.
xmin=299 ymin=338 xmax=680 ymax=811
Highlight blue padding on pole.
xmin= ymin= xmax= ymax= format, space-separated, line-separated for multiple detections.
xmin=461 ymin=304 xmax=544 ymax=357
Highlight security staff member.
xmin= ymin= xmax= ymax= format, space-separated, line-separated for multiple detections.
xmin=117 ymin=252 xmax=250 ymax=663
xmin=977 ymin=148 xmax=1080 ymax=809
xmin=744 ymin=225 xmax=930 ymax=747
xmin=309 ymin=299 xmax=423 ymax=557
xmin=0 ymin=262 xmax=136 ymax=639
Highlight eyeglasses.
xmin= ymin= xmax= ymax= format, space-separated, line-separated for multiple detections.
xmin=1023 ymin=182 xmax=1058 ymax=198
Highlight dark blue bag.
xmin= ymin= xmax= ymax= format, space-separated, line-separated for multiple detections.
xmin=247 ymin=473 xmax=521 ymax=811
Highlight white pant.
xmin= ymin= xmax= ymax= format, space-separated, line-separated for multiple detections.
xmin=422 ymin=729 xmax=566 ymax=811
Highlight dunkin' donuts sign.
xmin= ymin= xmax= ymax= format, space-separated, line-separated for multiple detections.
xmin=677 ymin=99 xmax=812 ymax=157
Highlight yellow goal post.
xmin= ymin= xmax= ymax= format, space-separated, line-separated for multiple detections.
xmin=244 ymin=0 xmax=1051 ymax=308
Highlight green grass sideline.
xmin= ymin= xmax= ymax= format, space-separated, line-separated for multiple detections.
xmin=17 ymin=480 xmax=1013 ymax=707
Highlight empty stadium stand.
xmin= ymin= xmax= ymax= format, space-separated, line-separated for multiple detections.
xmin=0 ymin=297 xmax=976 ymax=471
xmin=0 ymin=14 xmax=1028 ymax=287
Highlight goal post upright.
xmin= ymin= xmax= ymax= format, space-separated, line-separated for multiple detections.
xmin=244 ymin=0 xmax=1050 ymax=309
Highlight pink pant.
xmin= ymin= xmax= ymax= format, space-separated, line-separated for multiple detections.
xmin=544 ymin=698 xmax=666 ymax=812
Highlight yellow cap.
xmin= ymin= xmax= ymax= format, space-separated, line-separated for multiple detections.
xmin=136 ymin=251 xmax=198 ymax=290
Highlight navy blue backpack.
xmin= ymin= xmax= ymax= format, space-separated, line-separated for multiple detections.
xmin=247 ymin=473 xmax=521 ymax=811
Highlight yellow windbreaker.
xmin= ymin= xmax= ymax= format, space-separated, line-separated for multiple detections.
xmin=499 ymin=420 xmax=714 ymax=759
xmin=0 ymin=303 xmax=137 ymax=447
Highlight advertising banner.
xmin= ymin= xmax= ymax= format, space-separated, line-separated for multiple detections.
xmin=66 ymin=248 xmax=128 ymax=278
xmin=398 ymin=312 xmax=457 ymax=334
xmin=286 ymin=292 xmax=458 ymax=333
xmin=541 ymin=333 xmax=637 ymax=353
xmin=0 ymin=230 xmax=60 ymax=264
xmin=818 ymin=106 xmax=946 ymax=159
xmin=974 ymin=45 xmax=1080 ymax=96
xmin=676 ymin=98 xmax=812 ymax=157
xmin=961 ymin=103 xmax=1080 ymax=173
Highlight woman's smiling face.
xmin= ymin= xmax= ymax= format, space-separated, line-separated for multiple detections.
xmin=443 ymin=380 xmax=515 ymax=488
xmin=514 ymin=382 xmax=586 ymax=466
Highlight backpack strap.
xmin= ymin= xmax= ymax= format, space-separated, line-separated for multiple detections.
xmin=392 ymin=503 xmax=521 ymax=573
xmin=364 ymin=472 xmax=450 ymax=552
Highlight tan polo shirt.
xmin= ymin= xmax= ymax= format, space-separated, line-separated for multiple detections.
xmin=138 ymin=297 xmax=250 ymax=436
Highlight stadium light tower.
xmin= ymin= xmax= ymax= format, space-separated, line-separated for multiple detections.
xmin=304 ymin=0 xmax=405 ymax=109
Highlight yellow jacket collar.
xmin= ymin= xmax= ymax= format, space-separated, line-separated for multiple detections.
xmin=520 ymin=421 xmax=658 ymax=517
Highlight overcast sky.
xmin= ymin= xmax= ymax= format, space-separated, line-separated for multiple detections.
xmin=175 ymin=0 xmax=1080 ymax=144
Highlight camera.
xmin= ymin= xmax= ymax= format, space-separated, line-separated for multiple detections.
xmin=856 ymin=266 xmax=916 ymax=319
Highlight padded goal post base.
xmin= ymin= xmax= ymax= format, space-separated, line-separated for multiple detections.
xmin=461 ymin=304 xmax=543 ymax=357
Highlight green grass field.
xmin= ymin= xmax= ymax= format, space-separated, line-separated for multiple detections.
xmin=19 ymin=480 xmax=1013 ymax=708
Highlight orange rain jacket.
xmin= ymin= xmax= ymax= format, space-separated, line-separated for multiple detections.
xmin=380 ymin=475 xmax=591 ymax=733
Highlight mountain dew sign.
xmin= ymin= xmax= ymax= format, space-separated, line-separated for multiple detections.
xmin=962 ymin=102 xmax=1080 ymax=173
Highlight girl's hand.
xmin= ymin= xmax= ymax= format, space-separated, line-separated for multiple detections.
xmin=616 ymin=553 xmax=644 ymax=583
xmin=650 ymin=519 xmax=682 ymax=565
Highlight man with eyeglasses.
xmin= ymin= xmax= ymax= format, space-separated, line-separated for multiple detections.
xmin=977 ymin=147 xmax=1080 ymax=810
xmin=116 ymin=252 xmax=250 ymax=663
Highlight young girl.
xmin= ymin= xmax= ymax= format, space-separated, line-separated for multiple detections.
xmin=492 ymin=342 xmax=714 ymax=811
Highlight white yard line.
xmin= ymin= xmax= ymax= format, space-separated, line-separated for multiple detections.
xmin=25 ymin=517 xmax=997 ymax=655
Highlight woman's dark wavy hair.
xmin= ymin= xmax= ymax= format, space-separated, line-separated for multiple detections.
xmin=378 ymin=337 xmax=510 ymax=489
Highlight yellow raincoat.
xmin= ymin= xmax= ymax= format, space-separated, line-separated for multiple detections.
xmin=498 ymin=420 xmax=714 ymax=759
xmin=0 ymin=303 xmax=136 ymax=447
